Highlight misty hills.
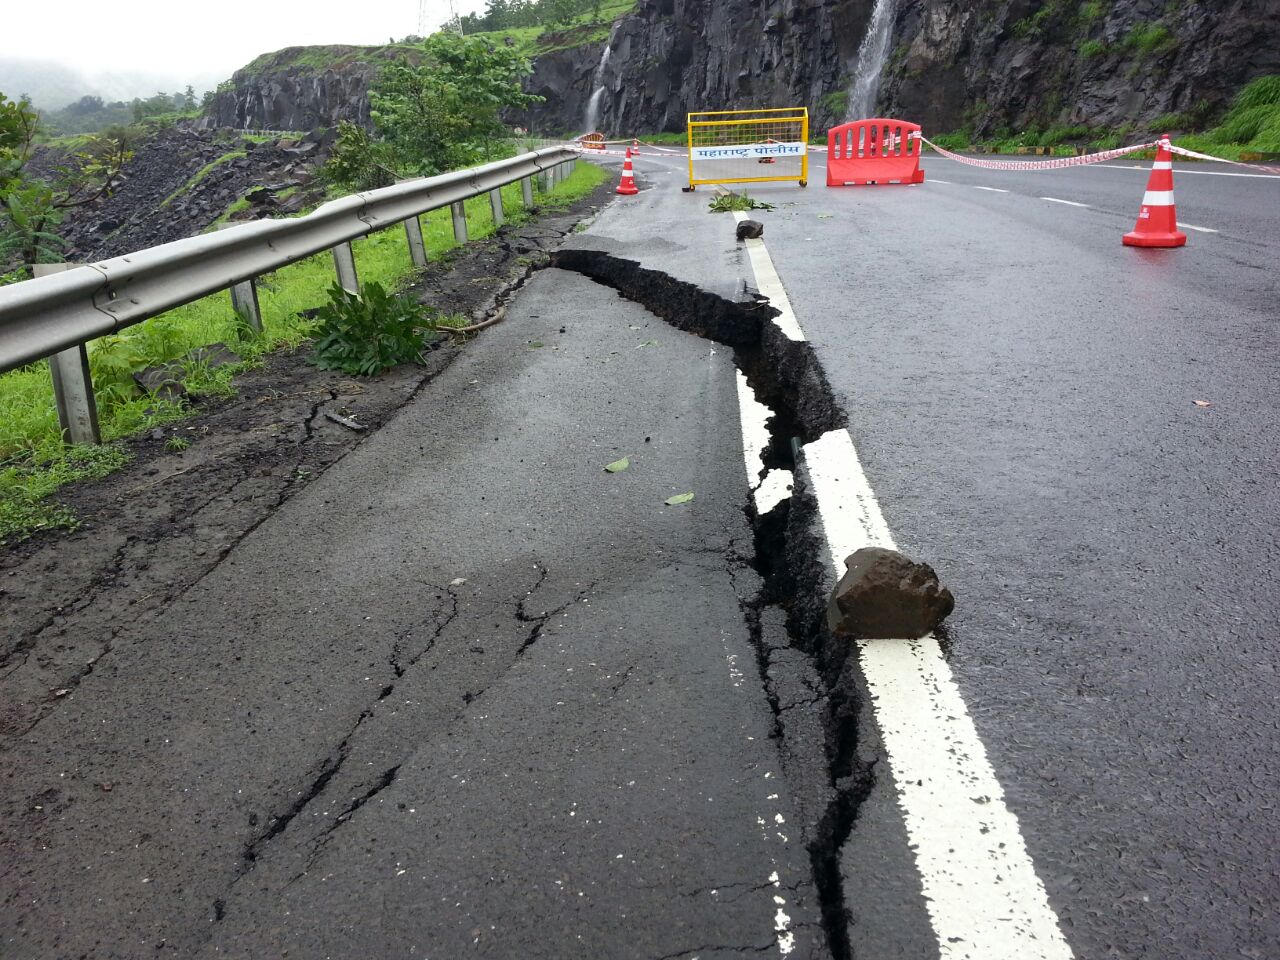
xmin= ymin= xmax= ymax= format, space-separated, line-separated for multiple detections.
xmin=0 ymin=57 xmax=223 ymax=110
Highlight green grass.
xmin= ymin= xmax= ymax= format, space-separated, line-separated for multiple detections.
xmin=470 ymin=0 xmax=637 ymax=57
xmin=160 ymin=151 xmax=247 ymax=208
xmin=0 ymin=160 xmax=607 ymax=545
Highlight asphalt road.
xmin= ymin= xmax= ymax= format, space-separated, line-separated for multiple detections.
xmin=1 ymin=257 xmax=825 ymax=957
xmin=4 ymin=146 xmax=1276 ymax=960
xmin=619 ymin=147 xmax=1280 ymax=959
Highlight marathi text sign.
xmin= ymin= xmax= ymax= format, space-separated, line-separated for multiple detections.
xmin=691 ymin=142 xmax=807 ymax=162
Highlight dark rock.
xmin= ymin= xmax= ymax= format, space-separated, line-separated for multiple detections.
xmin=826 ymin=547 xmax=954 ymax=640
xmin=736 ymin=219 xmax=764 ymax=240
xmin=133 ymin=363 xmax=187 ymax=402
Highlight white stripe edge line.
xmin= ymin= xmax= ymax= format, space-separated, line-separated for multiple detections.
xmin=1040 ymin=197 xmax=1090 ymax=207
xmin=1087 ymin=164 xmax=1279 ymax=179
xmin=1177 ymin=222 xmax=1219 ymax=233
xmin=733 ymin=224 xmax=1075 ymax=958
xmin=972 ymin=185 xmax=1010 ymax=192
xmin=804 ymin=431 xmax=1075 ymax=959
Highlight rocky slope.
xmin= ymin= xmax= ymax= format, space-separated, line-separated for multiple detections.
xmin=32 ymin=127 xmax=328 ymax=262
xmin=531 ymin=0 xmax=1280 ymax=136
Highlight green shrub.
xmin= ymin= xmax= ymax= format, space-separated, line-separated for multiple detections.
xmin=1079 ymin=39 xmax=1107 ymax=58
xmin=1125 ymin=23 xmax=1177 ymax=56
xmin=1211 ymin=104 xmax=1273 ymax=144
xmin=707 ymin=192 xmax=775 ymax=213
xmin=311 ymin=282 xmax=437 ymax=375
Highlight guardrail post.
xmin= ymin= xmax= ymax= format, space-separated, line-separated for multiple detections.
xmin=404 ymin=214 xmax=428 ymax=269
xmin=521 ymin=175 xmax=534 ymax=208
xmin=489 ymin=188 xmax=505 ymax=227
xmin=331 ymin=241 xmax=359 ymax=295
xmin=36 ymin=263 xmax=102 ymax=446
xmin=451 ymin=201 xmax=468 ymax=244
xmin=216 ymin=227 xmax=263 ymax=334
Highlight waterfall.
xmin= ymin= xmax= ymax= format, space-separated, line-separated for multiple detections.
xmin=582 ymin=43 xmax=612 ymax=133
xmin=846 ymin=0 xmax=897 ymax=120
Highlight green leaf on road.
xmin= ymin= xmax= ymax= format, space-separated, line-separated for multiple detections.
xmin=637 ymin=339 xmax=658 ymax=348
xmin=604 ymin=457 xmax=630 ymax=473
xmin=664 ymin=492 xmax=695 ymax=506
xmin=527 ymin=340 xmax=544 ymax=349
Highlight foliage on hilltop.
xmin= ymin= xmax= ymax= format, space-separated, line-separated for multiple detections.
xmin=0 ymin=92 xmax=133 ymax=279
xmin=322 ymin=33 xmax=541 ymax=191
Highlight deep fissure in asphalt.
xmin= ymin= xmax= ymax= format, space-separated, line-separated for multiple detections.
xmin=550 ymin=248 xmax=875 ymax=960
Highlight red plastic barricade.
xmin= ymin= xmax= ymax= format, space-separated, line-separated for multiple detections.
xmin=827 ymin=119 xmax=925 ymax=186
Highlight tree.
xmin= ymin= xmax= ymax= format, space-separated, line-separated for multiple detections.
xmin=0 ymin=92 xmax=132 ymax=279
xmin=324 ymin=33 xmax=541 ymax=190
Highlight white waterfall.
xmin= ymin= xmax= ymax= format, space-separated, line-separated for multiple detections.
xmin=846 ymin=0 xmax=897 ymax=120
xmin=582 ymin=43 xmax=612 ymax=133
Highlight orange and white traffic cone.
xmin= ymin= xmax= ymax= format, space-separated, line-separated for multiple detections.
xmin=1123 ymin=136 xmax=1186 ymax=248
xmin=616 ymin=148 xmax=639 ymax=196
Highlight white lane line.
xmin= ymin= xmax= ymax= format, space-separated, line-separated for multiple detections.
xmin=1091 ymin=164 xmax=1279 ymax=179
xmin=734 ymin=370 xmax=793 ymax=515
xmin=804 ymin=433 xmax=1073 ymax=959
xmin=1177 ymin=221 xmax=1219 ymax=234
xmin=972 ymin=185 xmax=1009 ymax=193
xmin=734 ymin=230 xmax=1075 ymax=959
xmin=730 ymin=209 xmax=806 ymax=342
xmin=1041 ymin=197 xmax=1089 ymax=208
xmin=928 ymin=178 xmax=953 ymax=184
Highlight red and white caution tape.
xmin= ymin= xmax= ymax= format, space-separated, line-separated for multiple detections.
xmin=916 ymin=133 xmax=1160 ymax=170
xmin=1165 ymin=142 xmax=1280 ymax=176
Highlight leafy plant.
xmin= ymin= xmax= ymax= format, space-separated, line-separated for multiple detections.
xmin=708 ymin=192 xmax=775 ymax=213
xmin=164 ymin=436 xmax=191 ymax=451
xmin=311 ymin=282 xmax=436 ymax=375
xmin=324 ymin=33 xmax=542 ymax=190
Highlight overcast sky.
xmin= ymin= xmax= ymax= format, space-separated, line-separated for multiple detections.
xmin=8 ymin=0 xmax=489 ymax=84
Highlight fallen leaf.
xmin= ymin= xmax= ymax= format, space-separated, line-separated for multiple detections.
xmin=817 ymin=214 xmax=834 ymax=219
xmin=527 ymin=341 xmax=544 ymax=349
xmin=1193 ymin=399 xmax=1212 ymax=407
xmin=637 ymin=339 xmax=658 ymax=348
xmin=664 ymin=492 xmax=695 ymax=506
xmin=604 ymin=457 xmax=630 ymax=473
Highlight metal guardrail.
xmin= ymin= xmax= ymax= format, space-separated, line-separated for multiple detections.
xmin=0 ymin=146 xmax=580 ymax=443
xmin=0 ymin=146 xmax=577 ymax=376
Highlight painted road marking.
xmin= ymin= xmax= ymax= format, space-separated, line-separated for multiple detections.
xmin=1090 ymin=164 xmax=1279 ymax=179
xmin=735 ymin=370 xmax=793 ymax=515
xmin=726 ymin=206 xmax=806 ymax=342
xmin=1178 ymin=221 xmax=1220 ymax=233
xmin=929 ymin=178 xmax=953 ymax=184
xmin=1041 ymin=197 xmax=1089 ymax=208
xmin=973 ymin=185 xmax=1009 ymax=193
xmin=733 ymin=224 xmax=1076 ymax=959
xmin=803 ymin=432 xmax=1074 ymax=960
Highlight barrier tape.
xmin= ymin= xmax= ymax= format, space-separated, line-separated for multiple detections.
xmin=1165 ymin=142 xmax=1280 ymax=176
xmin=915 ymin=133 xmax=1160 ymax=170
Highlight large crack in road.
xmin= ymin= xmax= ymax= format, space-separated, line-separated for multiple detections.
xmin=549 ymin=248 xmax=877 ymax=960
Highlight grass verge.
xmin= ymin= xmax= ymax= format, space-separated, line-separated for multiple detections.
xmin=0 ymin=160 xmax=607 ymax=545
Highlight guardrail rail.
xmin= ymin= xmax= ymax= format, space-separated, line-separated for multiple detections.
xmin=0 ymin=146 xmax=581 ymax=444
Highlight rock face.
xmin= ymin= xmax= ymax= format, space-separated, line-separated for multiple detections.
xmin=521 ymin=0 xmax=1280 ymax=137
xmin=826 ymin=547 xmax=954 ymax=640
xmin=203 ymin=46 xmax=415 ymax=132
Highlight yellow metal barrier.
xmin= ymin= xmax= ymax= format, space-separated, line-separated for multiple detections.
xmin=685 ymin=107 xmax=809 ymax=190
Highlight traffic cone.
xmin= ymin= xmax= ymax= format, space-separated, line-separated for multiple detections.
xmin=616 ymin=148 xmax=639 ymax=196
xmin=1123 ymin=136 xmax=1186 ymax=248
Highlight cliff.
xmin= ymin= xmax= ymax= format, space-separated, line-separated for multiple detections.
xmin=201 ymin=1 xmax=1280 ymax=139
xmin=527 ymin=0 xmax=1280 ymax=136
xmin=203 ymin=45 xmax=418 ymax=131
